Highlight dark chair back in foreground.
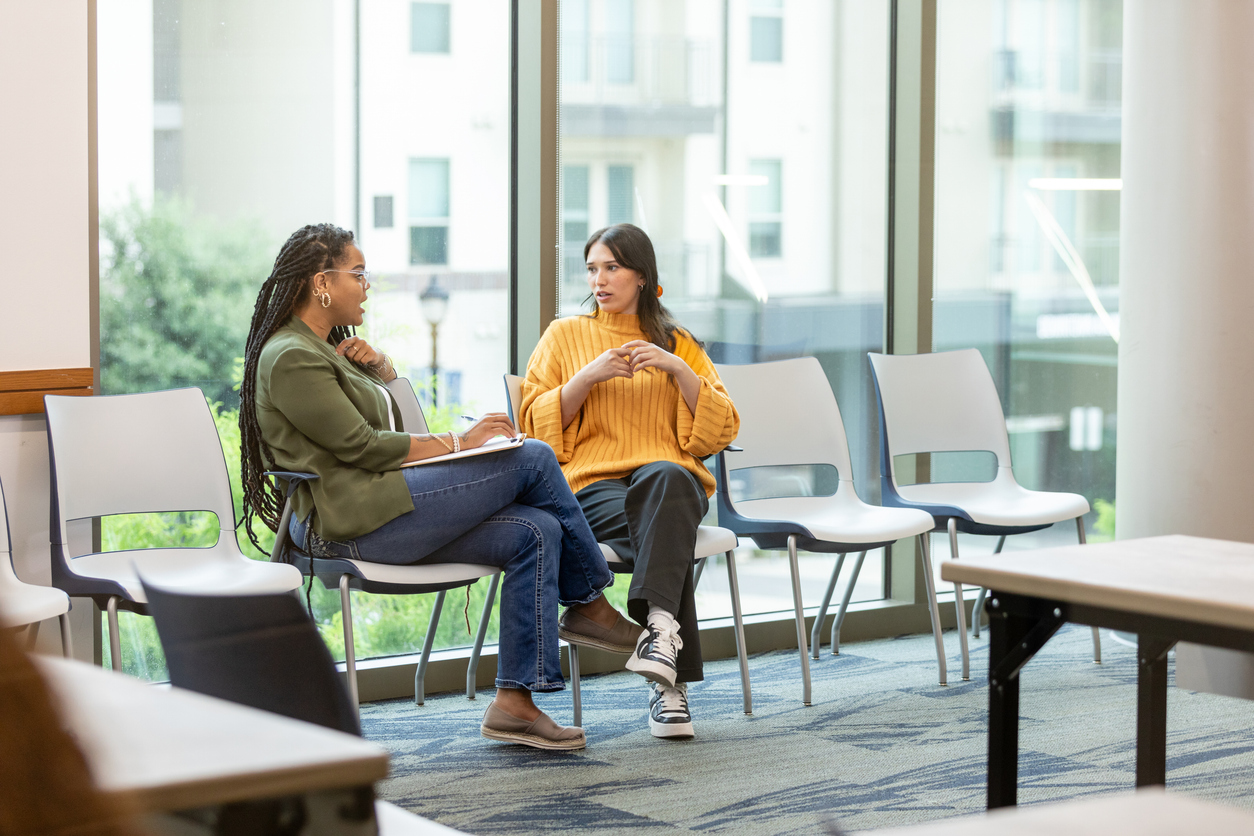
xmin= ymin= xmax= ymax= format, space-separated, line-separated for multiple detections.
xmin=141 ymin=580 xmax=359 ymax=736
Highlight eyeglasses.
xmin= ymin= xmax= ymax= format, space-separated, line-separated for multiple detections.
xmin=323 ymin=269 xmax=372 ymax=286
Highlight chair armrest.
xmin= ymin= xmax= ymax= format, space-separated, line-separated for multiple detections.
xmin=263 ymin=470 xmax=320 ymax=499
xmin=263 ymin=471 xmax=319 ymax=563
xmin=701 ymin=443 xmax=743 ymax=462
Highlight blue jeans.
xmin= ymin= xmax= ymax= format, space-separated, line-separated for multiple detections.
xmin=290 ymin=439 xmax=613 ymax=692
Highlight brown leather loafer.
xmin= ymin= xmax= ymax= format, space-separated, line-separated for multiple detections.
xmin=558 ymin=607 xmax=643 ymax=654
xmin=480 ymin=701 xmax=586 ymax=751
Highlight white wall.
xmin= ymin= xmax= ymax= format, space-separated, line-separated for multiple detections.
xmin=0 ymin=1 xmax=93 ymax=653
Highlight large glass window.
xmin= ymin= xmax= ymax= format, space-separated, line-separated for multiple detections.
xmin=559 ymin=0 xmax=892 ymax=620
xmin=932 ymin=0 xmax=1122 ymax=577
xmin=97 ymin=0 xmax=510 ymax=678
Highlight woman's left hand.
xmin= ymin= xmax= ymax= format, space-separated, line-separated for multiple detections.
xmin=337 ymin=336 xmax=382 ymax=368
xmin=620 ymin=340 xmax=680 ymax=376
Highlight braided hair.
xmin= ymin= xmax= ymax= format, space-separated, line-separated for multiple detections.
xmin=239 ymin=223 xmax=357 ymax=552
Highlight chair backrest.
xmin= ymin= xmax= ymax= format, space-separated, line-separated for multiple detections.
xmin=0 ymin=474 xmax=17 ymax=587
xmin=503 ymin=374 xmax=523 ymax=424
xmin=141 ymin=580 xmax=360 ymax=735
xmin=387 ymin=376 xmax=428 ymax=434
xmin=44 ymin=389 xmax=237 ymax=548
xmin=715 ymin=357 xmax=855 ymax=479
xmin=868 ymin=349 xmax=1012 ymax=482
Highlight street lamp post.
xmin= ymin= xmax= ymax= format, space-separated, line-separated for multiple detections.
xmin=419 ymin=276 xmax=449 ymax=408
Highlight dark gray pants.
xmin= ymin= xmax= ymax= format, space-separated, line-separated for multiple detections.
xmin=575 ymin=461 xmax=707 ymax=682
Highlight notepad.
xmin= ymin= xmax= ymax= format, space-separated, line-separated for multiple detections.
xmin=400 ymin=433 xmax=527 ymax=467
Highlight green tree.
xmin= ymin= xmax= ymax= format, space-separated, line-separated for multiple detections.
xmin=99 ymin=196 xmax=274 ymax=408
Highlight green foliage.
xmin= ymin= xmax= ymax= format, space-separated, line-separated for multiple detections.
xmin=1092 ymin=498 xmax=1116 ymax=542
xmin=104 ymin=398 xmax=518 ymax=681
xmin=99 ymin=196 xmax=275 ymax=408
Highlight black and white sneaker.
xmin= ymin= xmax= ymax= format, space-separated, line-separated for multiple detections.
xmin=625 ymin=622 xmax=681 ymax=687
xmin=649 ymin=682 xmax=694 ymax=739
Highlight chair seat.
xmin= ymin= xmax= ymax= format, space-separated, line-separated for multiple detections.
xmin=0 ymin=583 xmax=71 ymax=627
xmin=734 ymin=495 xmax=934 ymax=544
xmin=598 ymin=525 xmax=738 ymax=570
xmin=67 ymin=547 xmax=303 ymax=604
xmin=312 ymin=558 xmax=500 ymax=586
xmin=896 ymin=473 xmax=1090 ymax=528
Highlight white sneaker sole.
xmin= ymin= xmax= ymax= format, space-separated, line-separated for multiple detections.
xmin=625 ymin=653 xmax=678 ymax=687
xmin=649 ymin=716 xmax=694 ymax=738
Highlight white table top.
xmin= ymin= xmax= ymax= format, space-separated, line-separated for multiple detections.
xmin=865 ymin=788 xmax=1254 ymax=835
xmin=39 ymin=657 xmax=390 ymax=812
xmin=940 ymin=535 xmax=1254 ymax=632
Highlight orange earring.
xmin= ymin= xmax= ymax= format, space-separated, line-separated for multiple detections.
xmin=656 ymin=285 xmax=663 ymax=298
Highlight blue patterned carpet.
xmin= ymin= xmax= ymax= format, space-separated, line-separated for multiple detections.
xmin=361 ymin=625 xmax=1254 ymax=834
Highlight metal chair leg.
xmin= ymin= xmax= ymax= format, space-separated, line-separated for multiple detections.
xmin=948 ymin=518 xmax=970 ymax=681
xmin=693 ymin=556 xmax=708 ymax=588
xmin=25 ymin=621 xmax=40 ymax=651
xmin=569 ymin=644 xmax=582 ymax=727
xmin=972 ymin=536 xmax=1005 ymax=639
xmin=415 ymin=590 xmax=446 ymax=705
xmin=467 ymin=574 xmax=500 ymax=700
xmin=786 ymin=534 xmax=812 ymax=705
xmin=830 ymin=550 xmax=867 ymax=655
xmin=725 ymin=549 xmax=752 ymax=714
xmin=339 ymin=575 xmax=359 ymax=717
xmin=106 ymin=596 xmax=122 ymax=673
xmin=58 ymin=611 xmax=74 ymax=658
xmin=919 ymin=533 xmax=947 ymax=685
xmin=811 ymin=553 xmax=846 ymax=660
xmin=1077 ymin=516 xmax=1102 ymax=664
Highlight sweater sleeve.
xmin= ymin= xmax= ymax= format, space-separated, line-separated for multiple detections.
xmin=520 ymin=323 xmax=580 ymax=462
xmin=673 ymin=335 xmax=740 ymax=458
xmin=266 ymin=346 xmax=412 ymax=472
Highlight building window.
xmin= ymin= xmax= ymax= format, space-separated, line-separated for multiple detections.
xmin=373 ymin=196 xmax=394 ymax=229
xmin=605 ymin=0 xmax=634 ymax=83
xmin=409 ymin=158 xmax=449 ymax=265
xmin=563 ymin=165 xmax=590 ymax=283
xmin=606 ymin=165 xmax=634 ymax=225
xmin=750 ymin=0 xmax=783 ymax=63
xmin=410 ymin=2 xmax=450 ymax=54
xmin=561 ymin=0 xmax=590 ymax=84
xmin=747 ymin=159 xmax=782 ymax=258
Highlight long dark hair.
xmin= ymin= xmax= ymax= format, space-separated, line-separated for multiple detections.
xmin=239 ymin=223 xmax=356 ymax=550
xmin=584 ymin=223 xmax=698 ymax=351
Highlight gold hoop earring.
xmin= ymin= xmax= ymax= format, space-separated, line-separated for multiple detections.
xmin=320 ymin=292 xmax=331 ymax=308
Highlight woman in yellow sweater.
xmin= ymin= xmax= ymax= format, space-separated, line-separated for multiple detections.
xmin=521 ymin=223 xmax=739 ymax=739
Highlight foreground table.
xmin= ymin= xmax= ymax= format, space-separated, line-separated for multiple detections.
xmin=868 ymin=788 xmax=1254 ymax=835
xmin=941 ymin=534 xmax=1254 ymax=808
xmin=39 ymin=657 xmax=390 ymax=822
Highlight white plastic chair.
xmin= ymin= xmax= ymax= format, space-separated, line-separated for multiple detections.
xmin=44 ymin=389 xmax=304 ymax=674
xmin=504 ymin=374 xmax=752 ymax=721
xmin=270 ymin=377 xmax=503 ymax=713
xmin=868 ymin=348 xmax=1099 ymax=682
xmin=715 ymin=358 xmax=941 ymax=701
xmin=1 ymin=474 xmax=73 ymax=656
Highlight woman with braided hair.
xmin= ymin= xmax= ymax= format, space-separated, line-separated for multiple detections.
xmin=240 ymin=223 xmax=635 ymax=750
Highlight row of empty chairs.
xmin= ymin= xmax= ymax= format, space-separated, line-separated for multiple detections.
xmin=7 ymin=349 xmax=1092 ymax=718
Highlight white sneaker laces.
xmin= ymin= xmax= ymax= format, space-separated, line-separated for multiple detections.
xmin=655 ymin=683 xmax=688 ymax=714
xmin=651 ymin=621 xmax=683 ymax=659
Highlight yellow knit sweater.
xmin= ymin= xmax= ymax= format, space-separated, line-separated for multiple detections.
xmin=521 ymin=311 xmax=739 ymax=496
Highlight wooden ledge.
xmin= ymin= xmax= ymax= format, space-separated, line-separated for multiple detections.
xmin=0 ymin=368 xmax=94 ymax=415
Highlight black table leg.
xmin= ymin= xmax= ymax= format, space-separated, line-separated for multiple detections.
xmin=1136 ymin=635 xmax=1175 ymax=787
xmin=986 ymin=598 xmax=1063 ymax=809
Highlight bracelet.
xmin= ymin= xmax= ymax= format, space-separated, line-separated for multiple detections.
xmin=450 ymin=432 xmax=460 ymax=453
xmin=433 ymin=433 xmax=453 ymax=453
xmin=367 ymin=354 xmax=391 ymax=375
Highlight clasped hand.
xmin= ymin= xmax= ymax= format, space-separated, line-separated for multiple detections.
xmin=336 ymin=336 xmax=382 ymax=368
xmin=585 ymin=340 xmax=680 ymax=383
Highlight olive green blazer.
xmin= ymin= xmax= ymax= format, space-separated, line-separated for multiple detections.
xmin=256 ymin=317 xmax=412 ymax=541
